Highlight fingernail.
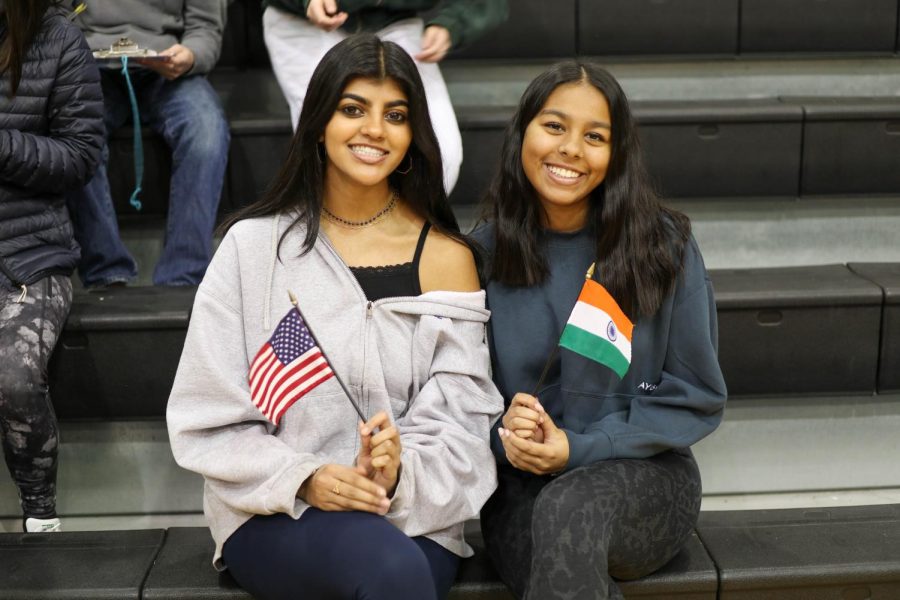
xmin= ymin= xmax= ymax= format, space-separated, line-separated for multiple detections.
xmin=535 ymin=402 xmax=543 ymax=412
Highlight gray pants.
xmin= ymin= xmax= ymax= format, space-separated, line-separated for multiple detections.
xmin=481 ymin=450 xmax=702 ymax=600
xmin=0 ymin=275 xmax=72 ymax=519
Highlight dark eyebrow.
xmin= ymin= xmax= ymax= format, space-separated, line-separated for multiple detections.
xmin=539 ymin=108 xmax=610 ymax=130
xmin=340 ymin=93 xmax=408 ymax=109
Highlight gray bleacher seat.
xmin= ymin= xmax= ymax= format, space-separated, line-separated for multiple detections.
xmin=617 ymin=532 xmax=718 ymax=599
xmin=48 ymin=263 xmax=897 ymax=417
xmin=740 ymin=0 xmax=898 ymax=54
xmin=793 ymin=97 xmax=900 ymax=197
xmin=848 ymin=262 xmax=900 ymax=393
xmin=579 ymin=0 xmax=738 ymax=57
xmin=710 ymin=264 xmax=883 ymax=396
xmin=141 ymin=526 xmax=715 ymax=600
xmin=142 ymin=528 xmax=251 ymax=600
xmin=0 ymin=529 xmax=164 ymax=600
xmin=634 ymin=100 xmax=803 ymax=198
xmin=698 ymin=504 xmax=900 ymax=599
xmin=48 ymin=287 xmax=196 ymax=419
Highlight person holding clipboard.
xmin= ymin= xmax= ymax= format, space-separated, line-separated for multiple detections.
xmin=66 ymin=0 xmax=230 ymax=288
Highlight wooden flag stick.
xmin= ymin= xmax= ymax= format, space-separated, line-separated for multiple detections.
xmin=288 ymin=291 xmax=366 ymax=422
xmin=531 ymin=344 xmax=559 ymax=397
xmin=531 ymin=262 xmax=596 ymax=397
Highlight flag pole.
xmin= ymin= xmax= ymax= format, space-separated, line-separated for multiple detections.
xmin=288 ymin=291 xmax=366 ymax=422
xmin=530 ymin=262 xmax=596 ymax=397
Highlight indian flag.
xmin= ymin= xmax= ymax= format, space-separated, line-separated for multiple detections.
xmin=559 ymin=278 xmax=634 ymax=378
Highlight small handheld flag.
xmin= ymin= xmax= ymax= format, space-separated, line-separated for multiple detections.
xmin=248 ymin=295 xmax=337 ymax=426
xmin=559 ymin=263 xmax=633 ymax=378
xmin=532 ymin=264 xmax=634 ymax=394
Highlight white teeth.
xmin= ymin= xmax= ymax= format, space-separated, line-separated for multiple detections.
xmin=546 ymin=164 xmax=581 ymax=179
xmin=350 ymin=145 xmax=387 ymax=157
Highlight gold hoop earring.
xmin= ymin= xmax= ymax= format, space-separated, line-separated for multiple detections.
xmin=395 ymin=154 xmax=412 ymax=175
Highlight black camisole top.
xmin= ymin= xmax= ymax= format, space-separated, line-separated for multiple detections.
xmin=349 ymin=223 xmax=431 ymax=302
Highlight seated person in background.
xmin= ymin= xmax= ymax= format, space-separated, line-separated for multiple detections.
xmin=473 ymin=62 xmax=728 ymax=599
xmin=262 ymin=0 xmax=508 ymax=192
xmin=66 ymin=0 xmax=230 ymax=288
xmin=0 ymin=0 xmax=104 ymax=532
xmin=166 ymin=34 xmax=503 ymax=600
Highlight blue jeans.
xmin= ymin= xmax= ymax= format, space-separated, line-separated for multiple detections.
xmin=222 ymin=510 xmax=460 ymax=600
xmin=66 ymin=68 xmax=230 ymax=286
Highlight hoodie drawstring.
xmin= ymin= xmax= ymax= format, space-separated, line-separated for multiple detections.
xmin=263 ymin=214 xmax=280 ymax=330
xmin=121 ymin=56 xmax=143 ymax=211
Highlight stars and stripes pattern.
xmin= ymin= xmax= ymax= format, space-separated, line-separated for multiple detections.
xmin=248 ymin=307 xmax=334 ymax=425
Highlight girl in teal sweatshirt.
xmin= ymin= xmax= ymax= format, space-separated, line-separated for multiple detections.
xmin=474 ymin=62 xmax=728 ymax=600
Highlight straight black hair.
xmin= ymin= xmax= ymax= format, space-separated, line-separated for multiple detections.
xmin=221 ymin=33 xmax=468 ymax=256
xmin=483 ymin=61 xmax=690 ymax=319
xmin=0 ymin=0 xmax=53 ymax=97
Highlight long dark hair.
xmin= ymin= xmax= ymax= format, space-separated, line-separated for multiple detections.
xmin=484 ymin=61 xmax=690 ymax=319
xmin=221 ymin=34 xmax=467 ymax=255
xmin=0 ymin=0 xmax=53 ymax=97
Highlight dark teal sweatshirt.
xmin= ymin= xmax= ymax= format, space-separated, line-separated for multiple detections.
xmin=473 ymin=224 xmax=727 ymax=472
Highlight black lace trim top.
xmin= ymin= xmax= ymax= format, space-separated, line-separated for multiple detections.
xmin=349 ymin=223 xmax=431 ymax=302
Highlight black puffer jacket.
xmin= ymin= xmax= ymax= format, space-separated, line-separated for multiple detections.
xmin=0 ymin=9 xmax=104 ymax=292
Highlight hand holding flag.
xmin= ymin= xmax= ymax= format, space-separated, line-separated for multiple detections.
xmin=357 ymin=411 xmax=402 ymax=497
xmin=501 ymin=393 xmax=545 ymax=442
xmin=498 ymin=406 xmax=570 ymax=475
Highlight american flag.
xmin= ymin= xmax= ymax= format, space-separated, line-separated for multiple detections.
xmin=248 ymin=307 xmax=334 ymax=425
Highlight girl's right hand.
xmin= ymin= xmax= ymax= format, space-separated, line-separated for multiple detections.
xmin=501 ymin=393 xmax=545 ymax=442
xmin=298 ymin=464 xmax=391 ymax=515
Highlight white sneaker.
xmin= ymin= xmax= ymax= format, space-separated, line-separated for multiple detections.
xmin=24 ymin=517 xmax=62 ymax=533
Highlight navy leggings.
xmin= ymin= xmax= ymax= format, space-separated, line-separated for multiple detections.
xmin=222 ymin=509 xmax=460 ymax=600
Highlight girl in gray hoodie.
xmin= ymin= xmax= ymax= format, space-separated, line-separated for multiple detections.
xmin=166 ymin=34 xmax=502 ymax=600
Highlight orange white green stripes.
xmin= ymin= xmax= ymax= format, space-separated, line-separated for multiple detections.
xmin=559 ymin=278 xmax=634 ymax=378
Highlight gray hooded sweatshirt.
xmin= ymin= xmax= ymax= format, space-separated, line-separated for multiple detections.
xmin=167 ymin=214 xmax=503 ymax=568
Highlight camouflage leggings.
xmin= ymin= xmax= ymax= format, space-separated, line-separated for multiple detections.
xmin=481 ymin=450 xmax=702 ymax=600
xmin=0 ymin=275 xmax=72 ymax=519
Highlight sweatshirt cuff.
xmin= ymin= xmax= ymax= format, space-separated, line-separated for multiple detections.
xmin=180 ymin=39 xmax=216 ymax=75
xmin=424 ymin=17 xmax=462 ymax=48
xmin=386 ymin=454 xmax=413 ymax=521
xmin=564 ymin=429 xmax=614 ymax=472
xmin=265 ymin=460 xmax=320 ymax=517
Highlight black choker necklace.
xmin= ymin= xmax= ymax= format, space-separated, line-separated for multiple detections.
xmin=322 ymin=190 xmax=397 ymax=228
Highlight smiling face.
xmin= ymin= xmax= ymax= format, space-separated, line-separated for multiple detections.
xmin=521 ymin=81 xmax=612 ymax=231
xmin=322 ymin=76 xmax=413 ymax=189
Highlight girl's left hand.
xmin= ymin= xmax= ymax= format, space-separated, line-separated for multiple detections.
xmin=499 ymin=412 xmax=570 ymax=475
xmin=357 ymin=411 xmax=402 ymax=497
